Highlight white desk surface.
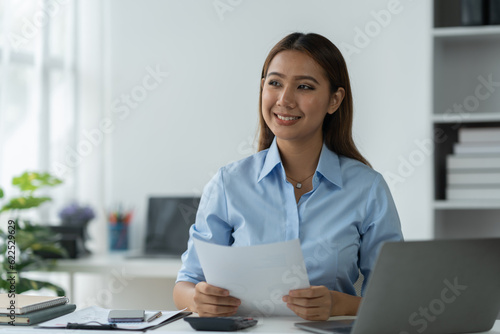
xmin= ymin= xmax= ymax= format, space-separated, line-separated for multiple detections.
xmin=45 ymin=256 xmax=500 ymax=333
xmin=159 ymin=317 xmax=500 ymax=333
xmin=1 ymin=317 xmax=499 ymax=333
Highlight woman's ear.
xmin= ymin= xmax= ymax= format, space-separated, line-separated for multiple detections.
xmin=328 ymin=87 xmax=345 ymax=115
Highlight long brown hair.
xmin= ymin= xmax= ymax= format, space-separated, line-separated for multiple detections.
xmin=258 ymin=32 xmax=371 ymax=167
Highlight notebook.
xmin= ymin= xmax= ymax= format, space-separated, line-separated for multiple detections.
xmin=0 ymin=295 xmax=69 ymax=315
xmin=295 ymin=238 xmax=500 ymax=334
xmin=0 ymin=303 xmax=76 ymax=326
xmin=127 ymin=196 xmax=200 ymax=258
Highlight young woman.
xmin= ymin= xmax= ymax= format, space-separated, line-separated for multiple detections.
xmin=173 ymin=32 xmax=403 ymax=321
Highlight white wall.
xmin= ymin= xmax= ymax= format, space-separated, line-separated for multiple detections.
xmin=79 ymin=0 xmax=432 ymax=254
xmin=71 ymin=0 xmax=432 ymax=310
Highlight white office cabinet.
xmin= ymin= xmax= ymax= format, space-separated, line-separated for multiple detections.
xmin=432 ymin=1 xmax=500 ymax=238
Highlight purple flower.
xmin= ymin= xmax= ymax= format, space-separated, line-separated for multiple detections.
xmin=59 ymin=203 xmax=95 ymax=226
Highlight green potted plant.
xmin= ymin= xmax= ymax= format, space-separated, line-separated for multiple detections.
xmin=0 ymin=171 xmax=68 ymax=296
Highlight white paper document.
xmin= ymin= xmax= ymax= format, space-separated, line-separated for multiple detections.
xmin=193 ymin=238 xmax=310 ymax=316
xmin=37 ymin=306 xmax=185 ymax=330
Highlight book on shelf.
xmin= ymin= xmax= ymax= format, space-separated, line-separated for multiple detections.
xmin=461 ymin=0 xmax=486 ymax=26
xmin=0 ymin=294 xmax=69 ymax=315
xmin=490 ymin=0 xmax=500 ymax=25
xmin=0 ymin=303 xmax=76 ymax=326
xmin=446 ymin=186 xmax=500 ymax=200
xmin=447 ymin=171 xmax=500 ymax=185
xmin=446 ymin=126 xmax=500 ymax=195
xmin=458 ymin=127 xmax=500 ymax=143
xmin=454 ymin=141 xmax=500 ymax=154
xmin=447 ymin=154 xmax=500 ymax=170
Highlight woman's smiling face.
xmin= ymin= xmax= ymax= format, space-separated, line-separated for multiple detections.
xmin=261 ymin=50 xmax=343 ymax=146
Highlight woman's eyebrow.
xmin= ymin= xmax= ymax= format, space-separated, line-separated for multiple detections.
xmin=267 ymin=71 xmax=320 ymax=85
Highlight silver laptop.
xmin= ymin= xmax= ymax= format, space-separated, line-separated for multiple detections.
xmin=295 ymin=238 xmax=500 ymax=334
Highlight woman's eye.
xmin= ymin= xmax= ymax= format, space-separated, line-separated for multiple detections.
xmin=268 ymin=80 xmax=281 ymax=87
xmin=298 ymin=84 xmax=314 ymax=90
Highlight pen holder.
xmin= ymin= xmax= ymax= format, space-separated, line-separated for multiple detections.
xmin=109 ymin=222 xmax=128 ymax=251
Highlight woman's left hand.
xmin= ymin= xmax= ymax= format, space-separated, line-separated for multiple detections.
xmin=282 ymin=285 xmax=333 ymax=321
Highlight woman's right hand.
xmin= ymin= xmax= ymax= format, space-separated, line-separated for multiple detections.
xmin=193 ymin=282 xmax=241 ymax=317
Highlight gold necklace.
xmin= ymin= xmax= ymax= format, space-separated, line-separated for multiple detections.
xmin=286 ymin=173 xmax=315 ymax=189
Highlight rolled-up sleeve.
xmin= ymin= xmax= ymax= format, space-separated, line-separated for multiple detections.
xmin=358 ymin=174 xmax=403 ymax=295
xmin=176 ymin=168 xmax=233 ymax=284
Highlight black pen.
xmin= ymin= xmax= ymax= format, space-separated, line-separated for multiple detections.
xmin=67 ymin=322 xmax=117 ymax=329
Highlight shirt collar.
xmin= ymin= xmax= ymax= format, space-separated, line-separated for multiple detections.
xmin=316 ymin=142 xmax=343 ymax=189
xmin=258 ymin=138 xmax=283 ymax=183
xmin=258 ymin=138 xmax=343 ymax=189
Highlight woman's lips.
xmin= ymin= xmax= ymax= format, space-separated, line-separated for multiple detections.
xmin=274 ymin=113 xmax=301 ymax=126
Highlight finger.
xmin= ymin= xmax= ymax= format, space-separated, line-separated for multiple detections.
xmin=199 ymin=311 xmax=238 ymax=317
xmin=196 ymin=282 xmax=231 ymax=297
xmin=299 ymin=312 xmax=330 ymax=321
xmin=286 ymin=304 xmax=329 ymax=321
xmin=197 ymin=304 xmax=239 ymax=317
xmin=287 ymin=304 xmax=321 ymax=318
xmin=289 ymin=286 xmax=327 ymax=298
xmin=285 ymin=287 xmax=330 ymax=306
xmin=197 ymin=294 xmax=241 ymax=307
xmin=203 ymin=295 xmax=241 ymax=306
xmin=286 ymin=295 xmax=328 ymax=307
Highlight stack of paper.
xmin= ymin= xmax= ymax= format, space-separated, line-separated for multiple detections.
xmin=447 ymin=127 xmax=500 ymax=200
xmin=193 ymin=238 xmax=310 ymax=317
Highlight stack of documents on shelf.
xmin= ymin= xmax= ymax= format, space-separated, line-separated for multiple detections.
xmin=0 ymin=294 xmax=75 ymax=326
xmin=447 ymin=127 xmax=500 ymax=200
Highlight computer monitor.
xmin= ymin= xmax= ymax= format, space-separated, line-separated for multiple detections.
xmin=143 ymin=196 xmax=200 ymax=256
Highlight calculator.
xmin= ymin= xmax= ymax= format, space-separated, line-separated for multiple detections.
xmin=184 ymin=316 xmax=258 ymax=331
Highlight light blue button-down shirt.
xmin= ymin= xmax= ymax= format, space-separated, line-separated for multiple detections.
xmin=177 ymin=138 xmax=403 ymax=296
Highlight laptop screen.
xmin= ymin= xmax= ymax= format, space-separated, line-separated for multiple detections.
xmin=144 ymin=196 xmax=200 ymax=255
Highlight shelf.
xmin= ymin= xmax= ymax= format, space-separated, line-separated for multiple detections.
xmin=434 ymin=200 xmax=500 ymax=210
xmin=433 ymin=26 xmax=500 ymax=39
xmin=432 ymin=1 xmax=500 ymax=238
xmin=432 ymin=113 xmax=500 ymax=123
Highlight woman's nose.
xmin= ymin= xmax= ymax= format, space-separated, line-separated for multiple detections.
xmin=277 ymin=87 xmax=295 ymax=109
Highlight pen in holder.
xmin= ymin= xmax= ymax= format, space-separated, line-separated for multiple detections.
xmin=108 ymin=206 xmax=133 ymax=251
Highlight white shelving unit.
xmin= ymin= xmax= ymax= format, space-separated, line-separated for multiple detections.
xmin=432 ymin=1 xmax=500 ymax=238
xmin=434 ymin=200 xmax=500 ymax=210
xmin=432 ymin=112 xmax=500 ymax=123
xmin=433 ymin=25 xmax=500 ymax=38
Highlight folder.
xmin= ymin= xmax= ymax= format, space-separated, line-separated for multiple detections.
xmin=37 ymin=306 xmax=191 ymax=331
xmin=0 ymin=304 xmax=76 ymax=326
